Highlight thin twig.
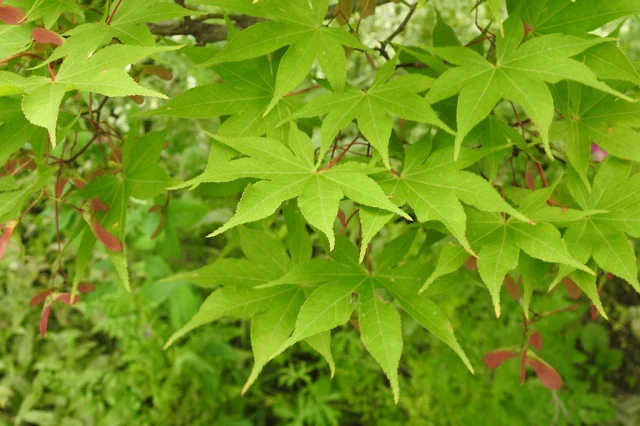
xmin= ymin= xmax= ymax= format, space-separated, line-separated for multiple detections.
xmin=377 ymin=2 xmax=417 ymax=59
xmin=321 ymin=136 xmax=360 ymax=171
xmin=105 ymin=0 xmax=123 ymax=25
xmin=284 ymin=85 xmax=321 ymax=97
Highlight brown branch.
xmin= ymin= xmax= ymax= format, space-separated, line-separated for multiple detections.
xmin=321 ymin=136 xmax=360 ymax=171
xmin=149 ymin=0 xmax=396 ymax=45
xmin=377 ymin=2 xmax=418 ymax=59
xmin=106 ymin=0 xmax=124 ymax=25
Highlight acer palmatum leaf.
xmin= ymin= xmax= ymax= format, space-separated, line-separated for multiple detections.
xmin=32 ymin=28 xmax=64 ymax=46
xmin=39 ymin=305 xmax=51 ymax=338
xmin=527 ymin=358 xmax=563 ymax=390
xmin=483 ymin=350 xmax=517 ymax=369
xmin=0 ymin=4 xmax=25 ymax=24
xmin=92 ymin=219 xmax=123 ymax=252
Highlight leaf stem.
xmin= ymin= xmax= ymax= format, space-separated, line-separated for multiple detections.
xmin=106 ymin=0 xmax=124 ymax=25
xmin=284 ymin=84 xmax=321 ymax=97
xmin=377 ymin=2 xmax=417 ymax=59
xmin=321 ymin=136 xmax=359 ymax=171
xmin=0 ymin=52 xmax=45 ymax=65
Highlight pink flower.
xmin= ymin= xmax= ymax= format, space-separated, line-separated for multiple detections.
xmin=591 ymin=144 xmax=608 ymax=163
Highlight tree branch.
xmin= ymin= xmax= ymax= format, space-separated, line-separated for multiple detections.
xmin=149 ymin=0 xmax=397 ymax=45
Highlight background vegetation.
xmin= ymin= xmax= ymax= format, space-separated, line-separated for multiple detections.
xmin=1 ymin=1 xmax=640 ymax=425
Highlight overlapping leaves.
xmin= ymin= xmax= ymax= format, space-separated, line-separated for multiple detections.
xmin=138 ymin=55 xmax=295 ymax=139
xmin=287 ymin=55 xmax=452 ymax=168
xmin=75 ymin=131 xmax=174 ymax=290
xmin=552 ymin=159 xmax=640 ymax=296
xmin=166 ymin=226 xmax=472 ymax=402
xmin=426 ymin=15 xmax=634 ymax=159
xmin=176 ymin=125 xmax=410 ymax=249
xmin=376 ymin=138 xmax=531 ymax=255
xmin=1 ymin=43 xmax=178 ymax=146
xmin=201 ymin=0 xmax=364 ymax=113
xmin=552 ymin=83 xmax=640 ymax=187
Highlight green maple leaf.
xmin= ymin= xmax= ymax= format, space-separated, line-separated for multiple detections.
xmin=552 ymin=82 xmax=640 ymax=187
xmin=426 ymin=15 xmax=634 ymax=160
xmin=76 ymin=131 xmax=175 ymax=290
xmin=200 ymin=0 xmax=364 ymax=114
xmin=28 ymin=0 xmax=83 ymax=29
xmin=507 ymin=0 xmax=640 ymax=35
xmin=138 ymin=55 xmax=296 ymax=138
xmin=580 ymin=41 xmax=640 ymax=86
xmin=174 ymin=125 xmax=410 ymax=249
xmin=461 ymin=189 xmax=595 ymax=316
xmin=287 ymin=54 xmax=452 ymax=168
xmin=491 ymin=181 xmax=610 ymax=317
xmin=0 ymin=165 xmax=56 ymax=223
xmin=421 ymin=243 xmax=469 ymax=293
xmin=163 ymin=226 xmax=336 ymax=393
xmin=35 ymin=0 xmax=193 ymax=67
xmin=260 ymin=231 xmax=472 ymax=402
xmin=107 ymin=0 xmax=199 ymax=45
xmin=551 ymin=159 xmax=640 ymax=298
xmin=5 ymin=44 xmax=178 ymax=147
xmin=377 ymin=138 xmax=531 ymax=254
xmin=0 ymin=98 xmax=39 ymax=166
xmin=504 ymin=180 xmax=608 ymax=227
xmin=0 ymin=24 xmax=31 ymax=60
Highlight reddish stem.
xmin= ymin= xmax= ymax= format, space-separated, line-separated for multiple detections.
xmin=321 ymin=136 xmax=359 ymax=171
xmin=105 ymin=0 xmax=124 ymax=25
xmin=341 ymin=209 xmax=360 ymax=233
xmin=47 ymin=63 xmax=56 ymax=81
xmin=0 ymin=52 xmax=45 ymax=65
xmin=534 ymin=162 xmax=549 ymax=187
xmin=9 ymin=158 xmax=34 ymax=176
xmin=284 ymin=84 xmax=321 ymax=97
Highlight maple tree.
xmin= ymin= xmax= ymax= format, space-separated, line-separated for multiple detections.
xmin=1 ymin=0 xmax=639 ymax=404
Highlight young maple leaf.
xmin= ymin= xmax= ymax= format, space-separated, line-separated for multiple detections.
xmin=376 ymin=138 xmax=531 ymax=255
xmin=261 ymin=231 xmax=474 ymax=403
xmin=4 ymin=44 xmax=178 ymax=147
xmin=461 ymin=198 xmax=594 ymax=317
xmin=509 ymin=0 xmax=640 ymax=35
xmin=552 ymin=83 xmax=640 ymax=188
xmin=173 ymin=125 xmax=410 ymax=248
xmin=200 ymin=0 xmax=365 ymax=114
xmin=483 ymin=348 xmax=562 ymax=390
xmin=423 ymin=181 xmax=610 ymax=319
xmin=138 ymin=55 xmax=296 ymax=138
xmin=164 ymin=229 xmax=472 ymax=403
xmin=287 ymin=54 xmax=453 ymax=168
xmin=162 ymin=227 xmax=332 ymax=394
xmin=75 ymin=131 xmax=175 ymax=291
xmin=106 ymin=0 xmax=201 ymax=45
xmin=550 ymin=158 xmax=640 ymax=297
xmin=426 ymin=15 xmax=634 ymax=160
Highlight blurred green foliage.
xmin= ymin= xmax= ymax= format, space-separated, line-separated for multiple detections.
xmin=2 ymin=200 xmax=639 ymax=425
xmin=2 ymin=2 xmax=640 ymax=425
